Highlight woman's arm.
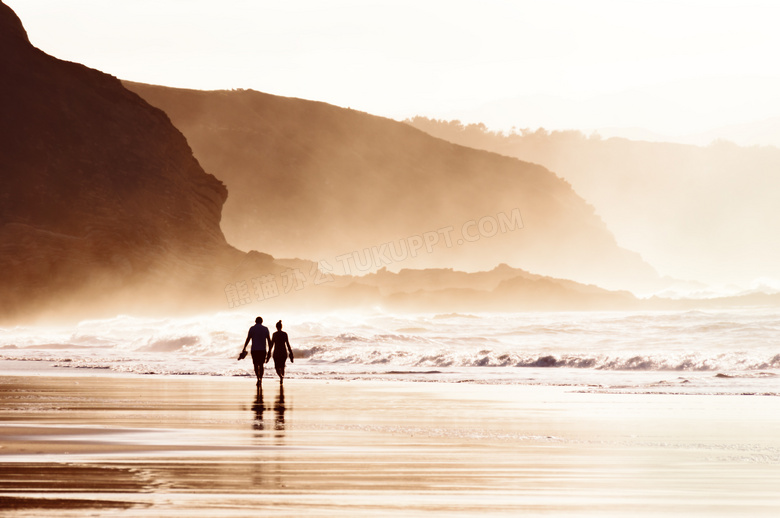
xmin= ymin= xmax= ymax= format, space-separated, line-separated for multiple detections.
xmin=286 ymin=334 xmax=294 ymax=362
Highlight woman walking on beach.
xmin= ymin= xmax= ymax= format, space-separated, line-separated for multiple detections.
xmin=267 ymin=320 xmax=294 ymax=384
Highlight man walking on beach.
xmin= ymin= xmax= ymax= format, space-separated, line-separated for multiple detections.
xmin=240 ymin=317 xmax=271 ymax=386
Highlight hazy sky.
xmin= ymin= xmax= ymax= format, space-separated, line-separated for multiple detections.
xmin=8 ymin=0 xmax=780 ymax=136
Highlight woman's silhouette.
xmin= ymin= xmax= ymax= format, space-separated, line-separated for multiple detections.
xmin=267 ymin=320 xmax=294 ymax=384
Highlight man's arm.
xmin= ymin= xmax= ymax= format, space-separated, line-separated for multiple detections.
xmin=286 ymin=335 xmax=294 ymax=362
xmin=242 ymin=331 xmax=251 ymax=351
xmin=265 ymin=330 xmax=273 ymax=363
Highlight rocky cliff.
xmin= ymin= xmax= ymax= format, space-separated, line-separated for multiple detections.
xmin=0 ymin=2 xmax=260 ymax=321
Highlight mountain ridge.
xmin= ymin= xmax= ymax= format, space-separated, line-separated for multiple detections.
xmin=125 ymin=82 xmax=661 ymax=292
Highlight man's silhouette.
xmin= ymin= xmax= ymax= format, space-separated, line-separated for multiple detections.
xmin=240 ymin=317 xmax=271 ymax=386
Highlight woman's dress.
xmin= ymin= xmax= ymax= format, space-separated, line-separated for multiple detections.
xmin=272 ymin=331 xmax=288 ymax=366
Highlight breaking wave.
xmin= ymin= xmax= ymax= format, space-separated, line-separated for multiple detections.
xmin=2 ymin=308 xmax=779 ymax=389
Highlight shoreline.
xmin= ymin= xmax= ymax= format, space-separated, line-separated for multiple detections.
xmin=2 ymin=372 xmax=780 ymax=516
xmin=2 ymin=358 xmax=778 ymax=399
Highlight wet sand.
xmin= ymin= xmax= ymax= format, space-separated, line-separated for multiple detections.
xmin=2 ymin=371 xmax=780 ymax=517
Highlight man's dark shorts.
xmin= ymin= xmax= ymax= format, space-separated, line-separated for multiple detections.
xmin=251 ymin=350 xmax=265 ymax=365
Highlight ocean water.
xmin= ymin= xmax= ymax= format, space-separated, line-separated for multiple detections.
xmin=2 ymin=308 xmax=779 ymax=395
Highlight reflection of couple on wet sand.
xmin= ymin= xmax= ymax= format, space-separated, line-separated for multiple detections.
xmin=252 ymin=385 xmax=286 ymax=432
xmin=239 ymin=317 xmax=294 ymax=386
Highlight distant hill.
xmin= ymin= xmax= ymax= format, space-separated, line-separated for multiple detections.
xmin=405 ymin=117 xmax=780 ymax=287
xmin=685 ymin=116 xmax=780 ymax=148
xmin=125 ymin=82 xmax=660 ymax=292
xmin=596 ymin=117 xmax=780 ymax=148
xmin=0 ymin=1 xmax=284 ymax=321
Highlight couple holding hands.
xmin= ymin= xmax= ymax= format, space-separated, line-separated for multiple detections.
xmin=239 ymin=317 xmax=293 ymax=385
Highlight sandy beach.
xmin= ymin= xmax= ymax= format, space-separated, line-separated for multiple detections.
xmin=1 ymin=368 xmax=780 ymax=517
